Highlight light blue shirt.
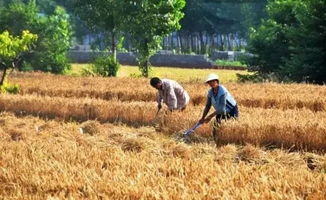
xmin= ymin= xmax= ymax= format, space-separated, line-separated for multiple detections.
xmin=206 ymin=85 xmax=237 ymax=115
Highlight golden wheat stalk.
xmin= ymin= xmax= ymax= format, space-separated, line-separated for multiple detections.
xmin=0 ymin=112 xmax=325 ymax=199
xmin=1 ymin=94 xmax=325 ymax=151
xmin=11 ymin=74 xmax=326 ymax=111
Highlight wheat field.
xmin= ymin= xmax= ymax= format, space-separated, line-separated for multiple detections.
xmin=0 ymin=70 xmax=325 ymax=199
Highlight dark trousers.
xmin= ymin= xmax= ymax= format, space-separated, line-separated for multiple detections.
xmin=216 ymin=104 xmax=239 ymax=124
xmin=213 ymin=105 xmax=239 ymax=143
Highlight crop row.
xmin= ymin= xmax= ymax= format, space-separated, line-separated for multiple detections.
xmin=11 ymin=74 xmax=326 ymax=112
xmin=0 ymin=94 xmax=325 ymax=151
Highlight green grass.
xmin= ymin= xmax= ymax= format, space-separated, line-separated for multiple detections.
xmin=69 ymin=64 xmax=249 ymax=83
xmin=215 ymin=59 xmax=247 ymax=68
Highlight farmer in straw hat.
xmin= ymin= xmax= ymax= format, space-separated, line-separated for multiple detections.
xmin=199 ymin=73 xmax=239 ymax=143
xmin=150 ymin=77 xmax=190 ymax=112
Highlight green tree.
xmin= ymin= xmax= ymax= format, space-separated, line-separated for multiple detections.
xmin=92 ymin=54 xmax=120 ymax=77
xmin=176 ymin=0 xmax=268 ymax=53
xmin=120 ymin=0 xmax=186 ymax=77
xmin=0 ymin=30 xmax=37 ymax=85
xmin=245 ymin=0 xmax=325 ymax=83
xmin=72 ymin=0 xmax=123 ymax=63
xmin=239 ymin=1 xmax=268 ymax=38
xmin=0 ymin=0 xmax=39 ymax=36
xmin=244 ymin=0 xmax=300 ymax=76
xmin=0 ymin=0 xmax=72 ymax=74
xmin=30 ymin=6 xmax=72 ymax=73
xmin=282 ymin=0 xmax=326 ymax=83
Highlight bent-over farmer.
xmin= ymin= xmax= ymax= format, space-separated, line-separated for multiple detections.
xmin=150 ymin=77 xmax=190 ymax=111
xmin=199 ymin=73 xmax=239 ymax=144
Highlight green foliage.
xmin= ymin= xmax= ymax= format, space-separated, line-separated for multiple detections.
xmin=0 ymin=0 xmax=72 ymax=74
xmin=0 ymin=0 xmax=72 ymax=14
xmin=20 ymin=61 xmax=34 ymax=72
xmin=0 ymin=30 xmax=37 ymax=85
xmin=0 ymin=0 xmax=38 ymax=35
xmin=180 ymin=0 xmax=268 ymax=37
xmin=236 ymin=73 xmax=261 ymax=83
xmin=281 ymin=0 xmax=326 ymax=84
xmin=215 ymin=59 xmax=247 ymax=68
xmin=0 ymin=30 xmax=38 ymax=66
xmin=245 ymin=0 xmax=325 ymax=84
xmin=92 ymin=55 xmax=120 ymax=77
xmin=239 ymin=1 xmax=268 ymax=38
xmin=73 ymin=0 xmax=120 ymax=32
xmin=80 ymin=66 xmax=96 ymax=77
xmin=129 ymin=73 xmax=143 ymax=79
xmin=119 ymin=0 xmax=186 ymax=77
xmin=245 ymin=19 xmax=291 ymax=74
xmin=0 ymin=81 xmax=20 ymax=94
xmin=30 ymin=6 xmax=72 ymax=74
xmin=73 ymin=0 xmax=123 ymax=61
xmin=235 ymin=72 xmax=284 ymax=83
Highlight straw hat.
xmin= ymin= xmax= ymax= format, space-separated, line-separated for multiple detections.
xmin=205 ymin=73 xmax=219 ymax=83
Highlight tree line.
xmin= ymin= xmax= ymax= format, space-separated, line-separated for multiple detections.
xmin=244 ymin=0 xmax=325 ymax=84
xmin=0 ymin=0 xmax=325 ymax=83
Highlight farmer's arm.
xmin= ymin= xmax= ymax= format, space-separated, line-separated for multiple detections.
xmin=220 ymin=94 xmax=227 ymax=115
xmin=205 ymin=94 xmax=226 ymax=121
xmin=199 ymin=96 xmax=214 ymax=123
xmin=205 ymin=111 xmax=217 ymax=122
xmin=157 ymin=92 xmax=163 ymax=109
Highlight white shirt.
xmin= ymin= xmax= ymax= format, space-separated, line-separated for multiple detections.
xmin=157 ymin=79 xmax=190 ymax=110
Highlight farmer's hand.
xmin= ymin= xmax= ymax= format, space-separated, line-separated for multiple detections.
xmin=157 ymin=104 xmax=162 ymax=110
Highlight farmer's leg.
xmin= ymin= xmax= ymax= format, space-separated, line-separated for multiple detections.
xmin=231 ymin=105 xmax=239 ymax=118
